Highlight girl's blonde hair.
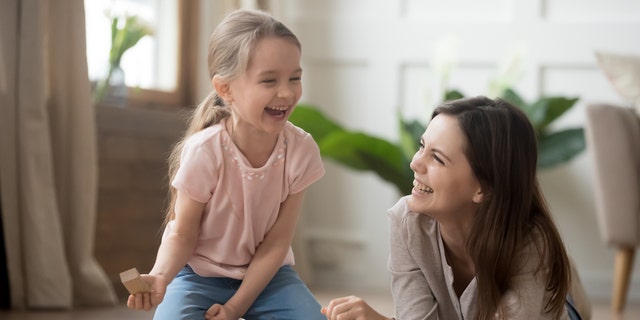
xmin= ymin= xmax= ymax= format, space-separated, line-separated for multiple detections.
xmin=163 ymin=9 xmax=301 ymax=225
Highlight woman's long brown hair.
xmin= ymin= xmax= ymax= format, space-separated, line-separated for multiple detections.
xmin=432 ymin=96 xmax=570 ymax=320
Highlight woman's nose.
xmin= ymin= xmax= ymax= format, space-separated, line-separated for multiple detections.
xmin=410 ymin=152 xmax=425 ymax=173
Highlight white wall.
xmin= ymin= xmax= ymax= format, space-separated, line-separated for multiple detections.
xmin=271 ymin=0 xmax=640 ymax=302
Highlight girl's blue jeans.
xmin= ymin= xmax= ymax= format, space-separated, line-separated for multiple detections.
xmin=153 ymin=264 xmax=324 ymax=320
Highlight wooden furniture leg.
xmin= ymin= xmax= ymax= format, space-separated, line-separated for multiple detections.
xmin=612 ymin=247 xmax=635 ymax=313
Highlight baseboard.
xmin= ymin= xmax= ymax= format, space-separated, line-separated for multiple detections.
xmin=582 ymin=273 xmax=640 ymax=304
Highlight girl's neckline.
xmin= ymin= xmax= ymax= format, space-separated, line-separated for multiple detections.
xmin=221 ymin=120 xmax=286 ymax=173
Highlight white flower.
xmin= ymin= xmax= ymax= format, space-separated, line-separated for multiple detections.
xmin=487 ymin=42 xmax=528 ymax=98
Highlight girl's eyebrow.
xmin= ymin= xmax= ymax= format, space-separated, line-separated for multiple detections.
xmin=256 ymin=68 xmax=303 ymax=76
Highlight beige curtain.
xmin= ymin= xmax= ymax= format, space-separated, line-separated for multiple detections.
xmin=0 ymin=0 xmax=117 ymax=309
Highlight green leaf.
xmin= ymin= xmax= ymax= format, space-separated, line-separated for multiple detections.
xmin=500 ymin=88 xmax=527 ymax=110
xmin=526 ymin=96 xmax=579 ymax=133
xmin=526 ymin=99 xmax=549 ymax=130
xmin=110 ymin=17 xmax=118 ymax=46
xmin=289 ymin=105 xmax=345 ymax=141
xmin=537 ymin=128 xmax=585 ymax=169
xmin=358 ymin=153 xmax=414 ymax=195
xmin=109 ymin=16 xmax=152 ymax=68
xmin=536 ymin=97 xmax=579 ymax=131
xmin=319 ymin=131 xmax=405 ymax=172
xmin=319 ymin=131 xmax=410 ymax=193
xmin=399 ymin=117 xmax=425 ymax=160
xmin=444 ymin=89 xmax=465 ymax=101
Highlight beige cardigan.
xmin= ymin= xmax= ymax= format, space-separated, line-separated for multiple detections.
xmin=387 ymin=196 xmax=590 ymax=320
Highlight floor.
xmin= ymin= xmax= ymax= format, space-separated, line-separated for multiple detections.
xmin=0 ymin=290 xmax=638 ymax=319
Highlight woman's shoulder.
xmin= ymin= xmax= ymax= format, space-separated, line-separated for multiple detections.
xmin=512 ymin=226 xmax=550 ymax=275
xmin=388 ymin=196 xmax=410 ymax=219
xmin=388 ymin=196 xmax=437 ymax=229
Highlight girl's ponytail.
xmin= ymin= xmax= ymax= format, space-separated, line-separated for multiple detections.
xmin=163 ymin=92 xmax=229 ymax=225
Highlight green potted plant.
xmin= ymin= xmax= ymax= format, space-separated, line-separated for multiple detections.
xmin=290 ymin=42 xmax=585 ymax=195
xmin=290 ymin=88 xmax=584 ymax=196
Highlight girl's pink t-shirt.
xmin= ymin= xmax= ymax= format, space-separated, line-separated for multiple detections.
xmin=165 ymin=121 xmax=325 ymax=279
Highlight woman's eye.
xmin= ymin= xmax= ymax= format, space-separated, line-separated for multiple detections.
xmin=290 ymin=76 xmax=302 ymax=81
xmin=418 ymin=141 xmax=425 ymax=149
xmin=433 ymin=155 xmax=444 ymax=165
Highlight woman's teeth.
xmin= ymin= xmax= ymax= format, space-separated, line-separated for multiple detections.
xmin=414 ymin=181 xmax=434 ymax=194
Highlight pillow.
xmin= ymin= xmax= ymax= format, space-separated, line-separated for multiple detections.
xmin=595 ymin=51 xmax=640 ymax=115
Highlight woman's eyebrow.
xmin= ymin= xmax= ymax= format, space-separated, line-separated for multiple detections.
xmin=430 ymin=147 xmax=452 ymax=163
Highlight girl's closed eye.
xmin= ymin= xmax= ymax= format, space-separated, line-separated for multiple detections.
xmin=261 ymin=79 xmax=276 ymax=84
xmin=290 ymin=76 xmax=301 ymax=82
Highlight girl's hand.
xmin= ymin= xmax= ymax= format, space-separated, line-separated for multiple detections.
xmin=205 ymin=303 xmax=243 ymax=320
xmin=321 ymin=295 xmax=389 ymax=320
xmin=126 ymin=274 xmax=168 ymax=311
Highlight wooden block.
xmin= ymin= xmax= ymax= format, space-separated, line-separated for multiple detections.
xmin=119 ymin=267 xmax=150 ymax=294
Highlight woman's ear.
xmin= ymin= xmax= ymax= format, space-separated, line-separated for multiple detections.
xmin=212 ymin=76 xmax=232 ymax=103
xmin=472 ymin=189 xmax=483 ymax=204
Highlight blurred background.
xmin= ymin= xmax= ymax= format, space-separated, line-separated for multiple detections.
xmin=2 ymin=0 xmax=639 ymax=314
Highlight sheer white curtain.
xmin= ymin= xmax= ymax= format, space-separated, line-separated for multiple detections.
xmin=0 ymin=0 xmax=117 ymax=308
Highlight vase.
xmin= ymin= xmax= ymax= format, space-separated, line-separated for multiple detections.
xmin=103 ymin=65 xmax=128 ymax=107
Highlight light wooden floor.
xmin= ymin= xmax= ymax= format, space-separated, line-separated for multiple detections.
xmin=1 ymin=290 xmax=639 ymax=319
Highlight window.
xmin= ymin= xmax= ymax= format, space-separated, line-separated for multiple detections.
xmin=85 ymin=0 xmax=195 ymax=107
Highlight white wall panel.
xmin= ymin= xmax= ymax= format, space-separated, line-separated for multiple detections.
xmin=403 ymin=0 xmax=515 ymax=21
xmin=400 ymin=64 xmax=497 ymax=121
xmin=544 ymin=0 xmax=640 ymax=22
xmin=302 ymin=61 xmax=374 ymax=131
xmin=541 ymin=66 xmax=627 ymax=104
xmin=284 ymin=0 xmax=378 ymax=20
xmin=279 ymin=0 xmax=640 ymax=301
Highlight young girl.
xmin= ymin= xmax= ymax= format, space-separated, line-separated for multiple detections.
xmin=322 ymin=97 xmax=590 ymax=320
xmin=126 ymin=9 xmax=326 ymax=320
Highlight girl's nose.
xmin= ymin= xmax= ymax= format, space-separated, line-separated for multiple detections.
xmin=278 ymin=84 xmax=294 ymax=98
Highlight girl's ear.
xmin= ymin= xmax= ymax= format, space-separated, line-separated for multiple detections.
xmin=212 ymin=76 xmax=232 ymax=103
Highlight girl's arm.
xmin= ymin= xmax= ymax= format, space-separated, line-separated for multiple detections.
xmin=206 ymin=191 xmax=306 ymax=319
xmin=127 ymin=190 xmax=204 ymax=311
xmin=150 ymin=190 xmax=204 ymax=282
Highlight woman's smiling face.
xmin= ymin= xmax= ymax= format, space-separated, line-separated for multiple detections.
xmin=408 ymin=114 xmax=483 ymax=220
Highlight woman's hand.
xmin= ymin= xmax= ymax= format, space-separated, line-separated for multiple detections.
xmin=205 ymin=303 xmax=243 ymax=320
xmin=321 ymin=295 xmax=390 ymax=320
xmin=125 ymin=274 xmax=168 ymax=311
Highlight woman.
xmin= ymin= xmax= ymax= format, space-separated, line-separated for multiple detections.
xmin=323 ymin=96 xmax=590 ymax=320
